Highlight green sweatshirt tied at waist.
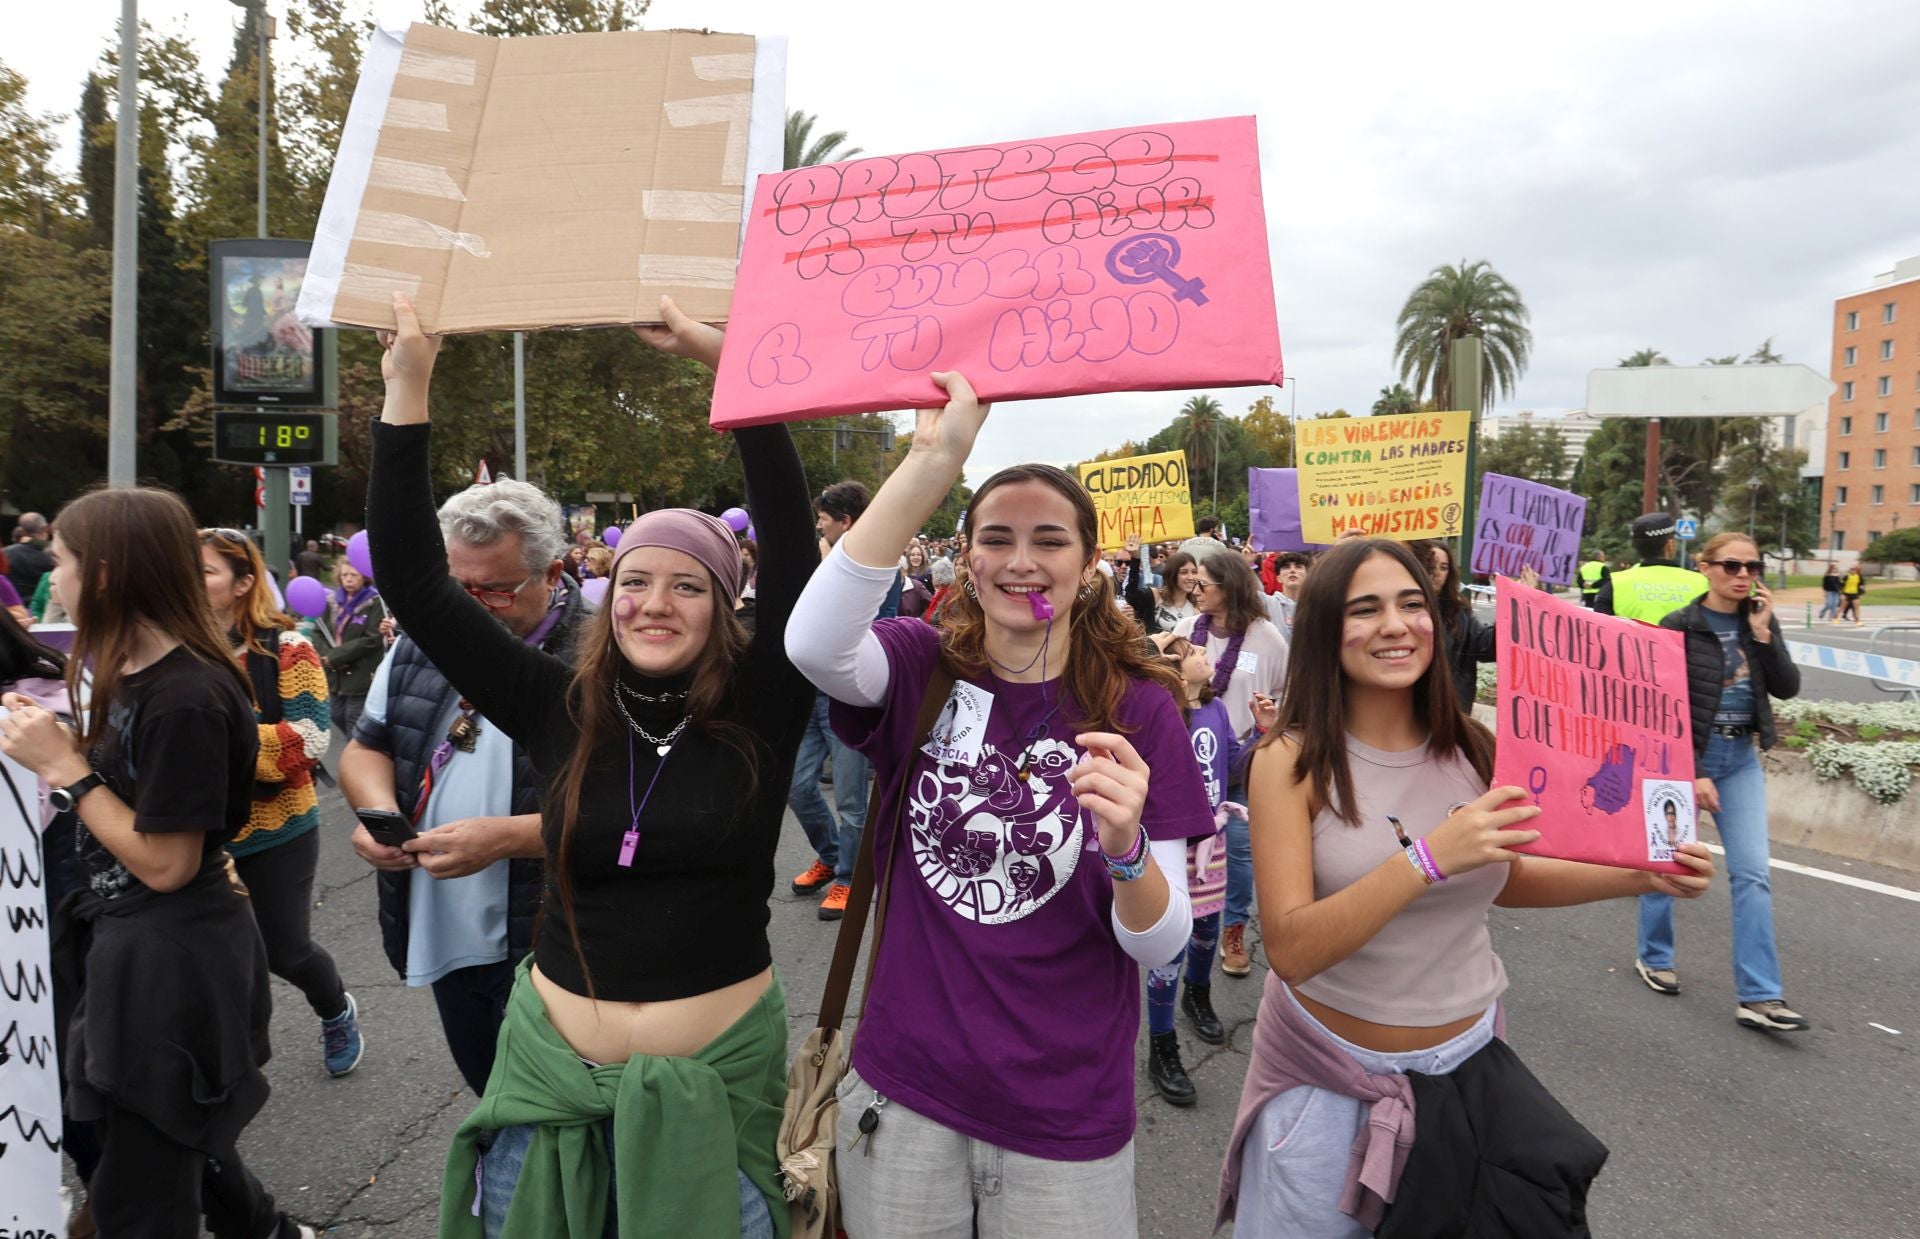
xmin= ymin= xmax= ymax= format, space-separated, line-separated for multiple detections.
xmin=441 ymin=957 xmax=791 ymax=1239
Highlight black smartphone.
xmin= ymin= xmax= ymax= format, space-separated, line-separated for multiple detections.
xmin=356 ymin=808 xmax=417 ymax=848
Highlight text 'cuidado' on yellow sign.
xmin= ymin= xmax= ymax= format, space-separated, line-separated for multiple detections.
xmin=1077 ymin=449 xmax=1196 ymax=551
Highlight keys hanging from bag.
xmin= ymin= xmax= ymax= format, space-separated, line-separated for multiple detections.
xmin=776 ymin=664 xmax=956 ymax=1239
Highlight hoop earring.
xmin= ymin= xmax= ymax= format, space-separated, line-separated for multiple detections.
xmin=1078 ymin=582 xmax=1094 ymax=601
xmin=963 ymin=578 xmax=978 ymax=599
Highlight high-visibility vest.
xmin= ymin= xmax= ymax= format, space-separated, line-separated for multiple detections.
xmin=1577 ymin=560 xmax=1607 ymax=596
xmin=1608 ymin=563 xmax=1706 ymax=623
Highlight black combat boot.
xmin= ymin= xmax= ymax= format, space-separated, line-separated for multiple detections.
xmin=1148 ymin=1031 xmax=1197 ymax=1106
xmin=1182 ymin=982 xmax=1227 ymax=1045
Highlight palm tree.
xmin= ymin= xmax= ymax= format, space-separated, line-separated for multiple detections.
xmin=1372 ymin=383 xmax=1419 ymax=416
xmin=1619 ymin=348 xmax=1670 ymax=367
xmin=1177 ymin=395 xmax=1224 ymax=507
xmin=1392 ymin=260 xmax=1531 ymax=413
xmin=784 ymin=110 xmax=862 ymax=170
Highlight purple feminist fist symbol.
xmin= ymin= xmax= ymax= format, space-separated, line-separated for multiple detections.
xmin=1581 ymin=744 xmax=1636 ymax=815
xmin=1105 ymin=233 xmax=1209 ymax=306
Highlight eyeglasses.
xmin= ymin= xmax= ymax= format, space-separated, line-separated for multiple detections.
xmin=461 ymin=572 xmax=538 ymax=609
xmin=1708 ymin=559 xmax=1766 ymax=576
xmin=200 ymin=527 xmax=250 ymax=545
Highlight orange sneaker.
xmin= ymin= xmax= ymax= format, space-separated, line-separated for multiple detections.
xmin=791 ymin=859 xmax=835 ymax=895
xmin=1220 ymin=923 xmax=1252 ymax=976
xmin=817 ymin=883 xmax=851 ymax=921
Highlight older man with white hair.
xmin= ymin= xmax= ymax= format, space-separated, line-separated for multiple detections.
xmin=337 ymin=478 xmax=587 ymax=1094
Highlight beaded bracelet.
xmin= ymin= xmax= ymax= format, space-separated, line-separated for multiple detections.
xmin=1105 ymin=824 xmax=1151 ymax=882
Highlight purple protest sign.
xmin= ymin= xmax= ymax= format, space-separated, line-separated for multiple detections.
xmin=1247 ymin=468 xmax=1328 ymax=553
xmin=1472 ymin=473 xmax=1587 ymax=586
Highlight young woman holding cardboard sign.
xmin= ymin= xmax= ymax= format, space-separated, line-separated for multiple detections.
xmin=784 ymin=377 xmax=1217 ymax=1239
xmin=1215 ymin=538 xmax=1715 ymax=1238
xmin=372 ymin=294 xmax=815 ymax=1237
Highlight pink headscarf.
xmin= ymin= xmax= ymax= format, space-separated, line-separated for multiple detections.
xmin=608 ymin=509 xmax=743 ymax=608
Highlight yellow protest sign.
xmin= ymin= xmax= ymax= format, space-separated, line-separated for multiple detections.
xmin=1297 ymin=411 xmax=1471 ymax=542
xmin=1078 ymin=450 xmax=1196 ymax=550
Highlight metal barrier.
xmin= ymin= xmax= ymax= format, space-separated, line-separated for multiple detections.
xmin=1866 ymin=624 xmax=1920 ymax=699
xmin=1787 ymin=636 xmax=1920 ymax=701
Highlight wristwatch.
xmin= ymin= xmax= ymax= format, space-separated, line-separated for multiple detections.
xmin=47 ymin=771 xmax=107 ymax=814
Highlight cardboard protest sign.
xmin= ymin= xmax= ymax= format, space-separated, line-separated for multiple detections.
xmin=1079 ymin=451 xmax=1196 ymax=549
xmin=1492 ymin=579 xmax=1695 ymax=874
xmin=1473 ymin=473 xmax=1587 ymax=586
xmin=1296 ymin=412 xmax=1470 ymax=543
xmin=709 ymin=116 xmax=1283 ymax=427
xmin=0 ymin=731 xmax=61 ymax=1230
xmin=299 ymin=21 xmax=787 ymax=334
xmin=1247 ymin=468 xmax=1327 ymax=552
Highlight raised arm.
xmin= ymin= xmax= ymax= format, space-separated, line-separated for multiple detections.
xmin=369 ymin=295 xmax=570 ymax=744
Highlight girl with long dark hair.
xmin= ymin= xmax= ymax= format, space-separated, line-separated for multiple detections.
xmin=1215 ymin=538 xmax=1714 ymax=1237
xmin=1171 ymin=550 xmax=1288 ymax=978
xmin=0 ymin=489 xmax=310 ymax=1238
xmin=1152 ymin=549 xmax=1200 ymax=631
xmin=785 ymin=379 xmax=1215 ymax=1238
xmin=369 ymin=295 xmax=812 ymax=1236
xmin=199 ymin=528 xmax=359 ymax=1075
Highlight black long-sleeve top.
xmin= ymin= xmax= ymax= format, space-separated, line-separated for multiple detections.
xmin=366 ymin=420 xmax=815 ymax=1002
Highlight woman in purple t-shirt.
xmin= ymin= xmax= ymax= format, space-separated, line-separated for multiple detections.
xmin=786 ymin=374 xmax=1216 ymax=1239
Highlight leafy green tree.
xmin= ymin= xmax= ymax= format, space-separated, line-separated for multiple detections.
xmin=1392 ymin=260 xmax=1531 ymax=412
xmin=1371 ymin=383 xmax=1419 ymax=415
xmin=1618 ymin=348 xmax=1669 ymax=367
xmin=1476 ymin=423 xmax=1571 ymax=492
xmin=785 ymin=110 xmax=861 ymax=170
xmin=1239 ymin=395 xmax=1292 ymax=468
xmin=1713 ymin=438 xmax=1811 ymax=554
xmin=1176 ymin=395 xmax=1225 ymax=485
xmin=1862 ymin=527 xmax=1920 ymax=573
xmin=1570 ymin=417 xmax=1647 ymax=556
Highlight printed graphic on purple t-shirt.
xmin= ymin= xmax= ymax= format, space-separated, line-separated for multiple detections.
xmin=831 ymin=619 xmax=1215 ymax=1161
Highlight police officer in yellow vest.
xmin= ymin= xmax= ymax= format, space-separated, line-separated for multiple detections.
xmin=1594 ymin=513 xmax=1708 ymax=622
xmin=1577 ymin=554 xmax=1610 ymax=608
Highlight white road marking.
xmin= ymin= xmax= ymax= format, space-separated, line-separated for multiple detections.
xmin=1868 ymin=1023 xmax=1902 ymax=1035
xmin=1703 ymin=844 xmax=1920 ymax=903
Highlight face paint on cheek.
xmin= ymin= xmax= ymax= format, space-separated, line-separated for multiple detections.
xmin=614 ymin=596 xmax=638 ymax=622
xmin=1410 ymin=612 xmax=1433 ymax=640
xmin=1342 ymin=623 xmax=1369 ymax=650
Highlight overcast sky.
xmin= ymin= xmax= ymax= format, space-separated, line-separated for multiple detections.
xmin=16 ymin=0 xmax=1920 ymax=488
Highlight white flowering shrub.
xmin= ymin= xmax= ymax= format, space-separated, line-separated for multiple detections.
xmin=1774 ymin=698 xmax=1920 ymax=733
xmin=1476 ymin=663 xmax=1498 ymax=703
xmin=1805 ymin=741 xmax=1920 ymax=805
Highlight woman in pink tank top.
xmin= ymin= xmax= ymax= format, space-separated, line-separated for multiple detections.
xmin=1215 ymin=539 xmax=1716 ymax=1238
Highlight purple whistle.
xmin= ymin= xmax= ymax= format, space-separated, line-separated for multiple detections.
xmin=1028 ymin=591 xmax=1055 ymax=621
xmin=617 ymin=829 xmax=640 ymax=867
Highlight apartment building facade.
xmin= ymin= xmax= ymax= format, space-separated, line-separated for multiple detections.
xmin=1823 ymin=256 xmax=1920 ymax=556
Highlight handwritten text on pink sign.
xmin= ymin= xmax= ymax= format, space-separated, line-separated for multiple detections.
xmin=711 ymin=118 xmax=1282 ymax=427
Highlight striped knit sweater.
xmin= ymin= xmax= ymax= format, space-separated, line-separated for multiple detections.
xmin=229 ymin=628 xmax=332 ymax=858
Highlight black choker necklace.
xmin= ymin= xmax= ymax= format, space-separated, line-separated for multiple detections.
xmin=618 ymin=681 xmax=690 ymax=705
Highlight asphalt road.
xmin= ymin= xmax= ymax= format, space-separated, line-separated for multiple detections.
xmin=129 ymin=782 xmax=1919 ymax=1238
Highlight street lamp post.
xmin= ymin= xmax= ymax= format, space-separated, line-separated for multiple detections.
xmin=1747 ymin=476 xmax=1761 ymax=539
xmin=1778 ymin=491 xmax=1794 ymax=589
xmin=107 ymin=0 xmax=139 ymax=487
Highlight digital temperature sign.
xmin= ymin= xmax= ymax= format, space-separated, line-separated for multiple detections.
xmin=210 ymin=411 xmax=339 ymax=466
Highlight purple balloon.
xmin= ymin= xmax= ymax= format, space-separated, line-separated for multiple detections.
xmin=580 ymin=577 xmax=610 ymax=606
xmin=744 ymin=524 xmax=756 ymax=542
xmin=721 ymin=506 xmax=750 ymax=533
xmin=347 ymin=530 xmax=374 ymax=580
xmin=285 ymin=575 xmax=329 ymax=619
xmin=603 ymin=525 xmax=621 ymax=548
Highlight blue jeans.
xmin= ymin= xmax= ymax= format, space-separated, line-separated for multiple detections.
xmin=1818 ymin=590 xmax=1841 ymax=619
xmin=478 ymin=1120 xmax=773 ymax=1238
xmin=1224 ymin=782 xmax=1252 ymax=929
xmin=789 ymin=693 xmax=873 ymax=884
xmin=1638 ymin=734 xmax=1783 ymax=1002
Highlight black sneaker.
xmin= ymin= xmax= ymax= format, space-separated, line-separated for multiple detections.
xmin=1635 ymin=959 xmax=1680 ymax=995
xmin=1181 ymin=983 xmax=1227 ymax=1045
xmin=1147 ymin=1032 xmax=1195 ymax=1106
xmin=1737 ymin=1000 xmax=1811 ymax=1032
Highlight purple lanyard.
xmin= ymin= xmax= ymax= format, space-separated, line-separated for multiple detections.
xmin=617 ymin=729 xmax=679 ymax=867
xmin=409 ymin=595 xmax=565 ymax=823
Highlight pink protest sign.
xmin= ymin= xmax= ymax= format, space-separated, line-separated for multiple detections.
xmin=1492 ymin=578 xmax=1697 ymax=875
xmin=710 ymin=117 xmax=1282 ymax=427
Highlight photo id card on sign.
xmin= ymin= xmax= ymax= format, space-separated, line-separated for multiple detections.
xmin=922 ymin=682 xmax=995 ymax=769
xmin=1641 ymin=779 xmax=1697 ymax=864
